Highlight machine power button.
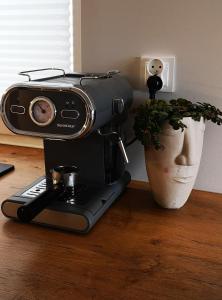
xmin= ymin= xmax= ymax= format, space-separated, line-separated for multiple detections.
xmin=61 ymin=109 xmax=80 ymax=120
xmin=10 ymin=105 xmax=25 ymax=114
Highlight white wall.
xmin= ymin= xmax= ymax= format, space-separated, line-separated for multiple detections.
xmin=81 ymin=0 xmax=222 ymax=193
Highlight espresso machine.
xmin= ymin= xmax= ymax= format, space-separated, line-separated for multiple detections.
xmin=1 ymin=68 xmax=133 ymax=233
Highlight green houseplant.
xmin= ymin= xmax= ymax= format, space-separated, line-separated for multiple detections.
xmin=133 ymin=98 xmax=222 ymax=209
xmin=134 ymin=98 xmax=222 ymax=150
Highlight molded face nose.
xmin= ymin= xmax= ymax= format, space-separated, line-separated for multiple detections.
xmin=175 ymin=122 xmax=197 ymax=166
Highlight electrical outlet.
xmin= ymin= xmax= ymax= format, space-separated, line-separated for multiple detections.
xmin=140 ymin=56 xmax=175 ymax=92
xmin=148 ymin=59 xmax=163 ymax=75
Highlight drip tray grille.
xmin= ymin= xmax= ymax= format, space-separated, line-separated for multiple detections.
xmin=21 ymin=179 xmax=46 ymax=199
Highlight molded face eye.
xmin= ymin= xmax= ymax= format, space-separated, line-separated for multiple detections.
xmin=160 ymin=122 xmax=183 ymax=136
xmin=161 ymin=128 xmax=183 ymax=136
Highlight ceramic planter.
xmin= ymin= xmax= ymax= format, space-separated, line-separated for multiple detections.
xmin=145 ymin=117 xmax=205 ymax=209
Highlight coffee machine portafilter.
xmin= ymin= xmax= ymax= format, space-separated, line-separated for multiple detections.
xmin=1 ymin=69 xmax=133 ymax=233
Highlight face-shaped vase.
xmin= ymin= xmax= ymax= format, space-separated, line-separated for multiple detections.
xmin=145 ymin=117 xmax=205 ymax=209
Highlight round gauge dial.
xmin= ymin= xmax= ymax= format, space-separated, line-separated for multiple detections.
xmin=29 ymin=97 xmax=56 ymax=126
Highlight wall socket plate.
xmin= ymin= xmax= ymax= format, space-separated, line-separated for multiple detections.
xmin=140 ymin=56 xmax=176 ymax=92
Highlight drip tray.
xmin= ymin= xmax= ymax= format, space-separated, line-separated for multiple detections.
xmin=1 ymin=172 xmax=131 ymax=233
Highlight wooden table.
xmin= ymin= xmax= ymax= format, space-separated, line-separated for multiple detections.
xmin=0 ymin=144 xmax=222 ymax=300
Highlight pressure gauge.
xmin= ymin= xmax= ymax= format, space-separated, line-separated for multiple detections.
xmin=29 ymin=97 xmax=56 ymax=126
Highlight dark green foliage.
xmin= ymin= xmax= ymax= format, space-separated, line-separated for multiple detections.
xmin=134 ymin=98 xmax=222 ymax=150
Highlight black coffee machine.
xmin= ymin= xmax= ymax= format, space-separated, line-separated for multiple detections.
xmin=1 ymin=68 xmax=133 ymax=233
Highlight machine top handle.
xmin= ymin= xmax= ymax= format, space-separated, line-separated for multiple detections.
xmin=19 ymin=68 xmax=66 ymax=81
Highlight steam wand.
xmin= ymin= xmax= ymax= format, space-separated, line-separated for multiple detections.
xmin=97 ymin=129 xmax=129 ymax=164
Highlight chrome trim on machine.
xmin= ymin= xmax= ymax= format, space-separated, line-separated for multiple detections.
xmin=2 ymin=201 xmax=89 ymax=232
xmin=29 ymin=96 xmax=56 ymax=127
xmin=1 ymin=83 xmax=96 ymax=140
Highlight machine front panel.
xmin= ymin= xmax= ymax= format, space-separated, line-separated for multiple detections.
xmin=3 ymin=87 xmax=89 ymax=138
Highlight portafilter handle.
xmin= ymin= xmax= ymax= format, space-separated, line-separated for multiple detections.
xmin=17 ymin=165 xmax=79 ymax=223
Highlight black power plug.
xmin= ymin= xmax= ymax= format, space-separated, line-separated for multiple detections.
xmin=147 ymin=75 xmax=163 ymax=99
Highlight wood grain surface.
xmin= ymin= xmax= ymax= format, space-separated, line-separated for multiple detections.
xmin=0 ymin=144 xmax=222 ymax=300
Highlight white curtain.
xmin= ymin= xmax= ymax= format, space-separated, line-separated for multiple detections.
xmin=0 ymin=0 xmax=73 ymax=95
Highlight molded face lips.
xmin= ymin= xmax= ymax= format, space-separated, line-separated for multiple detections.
xmin=173 ymin=176 xmax=194 ymax=184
